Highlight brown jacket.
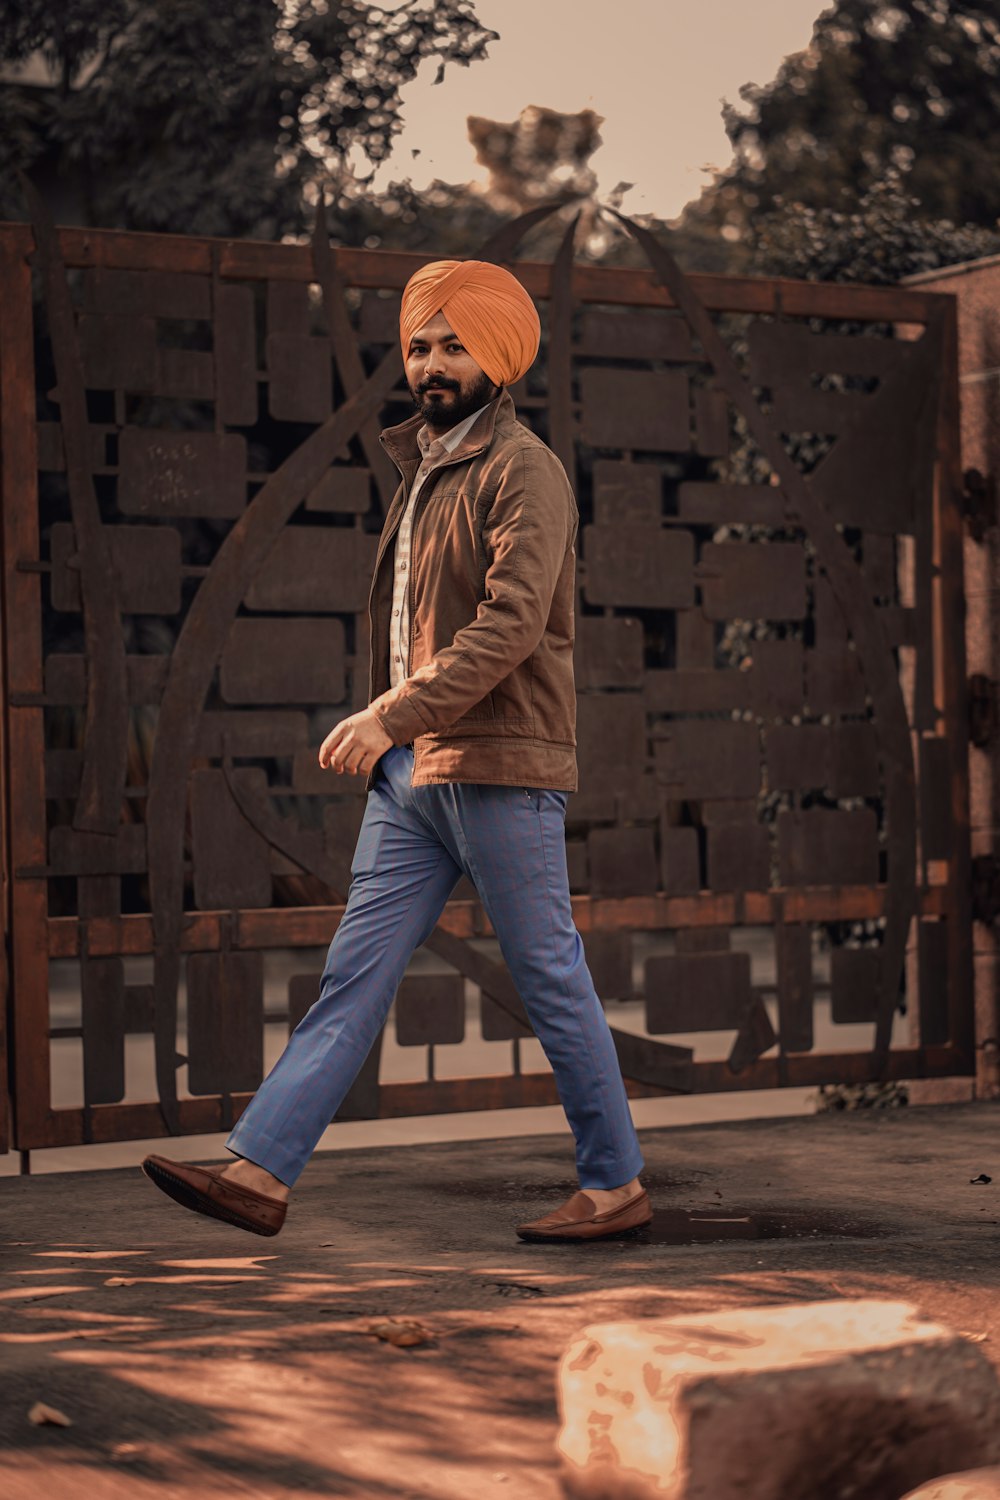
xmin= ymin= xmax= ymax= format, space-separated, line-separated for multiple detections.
xmin=368 ymin=392 xmax=578 ymax=789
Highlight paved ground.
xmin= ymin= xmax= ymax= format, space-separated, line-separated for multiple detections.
xmin=1 ymin=1101 xmax=999 ymax=1500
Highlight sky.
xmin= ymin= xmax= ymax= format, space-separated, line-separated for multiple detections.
xmin=372 ymin=0 xmax=831 ymax=220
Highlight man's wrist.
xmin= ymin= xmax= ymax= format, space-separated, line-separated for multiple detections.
xmin=372 ymin=694 xmax=426 ymax=747
xmin=368 ymin=707 xmax=394 ymax=749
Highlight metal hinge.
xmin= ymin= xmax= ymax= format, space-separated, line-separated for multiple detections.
xmin=961 ymin=468 xmax=996 ymax=542
xmin=972 ymin=855 xmax=1000 ymax=925
xmin=969 ymin=673 xmax=998 ymax=748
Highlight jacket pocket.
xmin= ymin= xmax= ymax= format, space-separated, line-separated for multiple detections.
xmin=487 ymin=659 xmax=534 ymax=725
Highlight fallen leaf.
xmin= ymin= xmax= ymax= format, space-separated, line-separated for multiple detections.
xmin=110 ymin=1442 xmax=142 ymax=1461
xmin=962 ymin=1331 xmax=989 ymax=1343
xmin=365 ymin=1318 xmax=433 ymax=1348
xmin=29 ymin=1403 xmax=72 ymax=1428
xmin=970 ymin=1174 xmax=992 ymax=1185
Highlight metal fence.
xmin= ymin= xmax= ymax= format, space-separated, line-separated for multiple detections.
xmin=0 ymin=200 xmax=973 ymax=1156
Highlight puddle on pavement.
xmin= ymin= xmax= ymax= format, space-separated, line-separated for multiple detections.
xmin=636 ymin=1208 xmax=892 ymax=1246
xmin=434 ymin=1174 xmax=707 ymax=1202
xmin=428 ymin=1181 xmax=892 ymax=1243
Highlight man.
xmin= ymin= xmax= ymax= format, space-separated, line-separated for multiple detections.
xmin=142 ymin=260 xmax=650 ymax=1244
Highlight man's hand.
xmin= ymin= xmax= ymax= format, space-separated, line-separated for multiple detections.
xmin=318 ymin=709 xmax=393 ymax=778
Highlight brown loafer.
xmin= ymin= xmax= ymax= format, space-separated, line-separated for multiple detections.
xmin=516 ymin=1188 xmax=652 ymax=1243
xmin=141 ymin=1155 xmax=287 ymax=1237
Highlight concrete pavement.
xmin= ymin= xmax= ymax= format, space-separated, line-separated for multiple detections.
xmin=1 ymin=1101 xmax=998 ymax=1499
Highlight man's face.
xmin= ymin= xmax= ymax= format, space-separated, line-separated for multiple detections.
xmin=405 ymin=311 xmax=498 ymax=433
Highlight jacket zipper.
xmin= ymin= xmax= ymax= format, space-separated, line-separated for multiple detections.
xmin=374 ymin=438 xmax=490 ymax=574
xmin=371 ymin=436 xmax=494 ymax=710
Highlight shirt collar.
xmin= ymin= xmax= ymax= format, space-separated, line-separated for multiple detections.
xmin=416 ymin=404 xmax=491 ymax=465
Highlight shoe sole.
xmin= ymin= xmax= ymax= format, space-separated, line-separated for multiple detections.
xmin=142 ymin=1159 xmax=282 ymax=1237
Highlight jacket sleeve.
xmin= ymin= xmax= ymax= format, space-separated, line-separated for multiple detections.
xmin=370 ymin=443 xmax=576 ymax=744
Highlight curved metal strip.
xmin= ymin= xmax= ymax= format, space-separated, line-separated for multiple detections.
xmin=477 ymin=199 xmax=578 ymax=266
xmin=146 ymin=348 xmax=402 ymax=1130
xmin=223 ymin=757 xmax=694 ymax=1093
xmin=220 ymin=754 xmax=530 ymax=1028
xmin=311 ymin=193 xmax=398 ymax=515
xmin=21 ymin=175 xmax=129 ymax=836
xmin=728 ymin=996 xmax=778 ymax=1075
xmin=613 ymin=210 xmax=918 ymax=1077
xmin=546 ymin=212 xmax=580 ymax=491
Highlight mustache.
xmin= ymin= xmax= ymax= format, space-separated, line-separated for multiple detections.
xmin=415 ymin=377 xmax=460 ymax=395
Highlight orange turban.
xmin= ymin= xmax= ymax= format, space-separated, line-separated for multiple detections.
xmin=399 ymin=260 xmax=541 ymax=388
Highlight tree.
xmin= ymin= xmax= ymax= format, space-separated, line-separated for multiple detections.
xmin=342 ymin=105 xmax=720 ymax=272
xmin=466 ymin=104 xmax=602 ymax=211
xmin=0 ymin=0 xmax=497 ymax=238
xmin=750 ymin=171 xmax=1000 ymax=282
xmin=335 ymin=105 xmax=603 ymax=258
xmin=684 ymin=0 xmax=1000 ymax=248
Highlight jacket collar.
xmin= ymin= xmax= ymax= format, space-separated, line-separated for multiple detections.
xmin=379 ymin=390 xmax=517 ymax=474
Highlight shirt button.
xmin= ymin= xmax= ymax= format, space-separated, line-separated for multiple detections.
xmin=394 ymin=655 xmax=401 ymax=663
xmin=393 ymin=608 xmax=400 ymax=617
xmin=400 ymin=562 xmax=407 ymax=571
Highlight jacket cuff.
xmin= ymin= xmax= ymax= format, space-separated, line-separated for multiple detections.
xmin=372 ymin=696 xmax=428 ymax=746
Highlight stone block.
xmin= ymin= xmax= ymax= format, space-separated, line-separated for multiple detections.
xmin=557 ymin=1300 xmax=1000 ymax=1500
xmin=902 ymin=1469 xmax=1000 ymax=1500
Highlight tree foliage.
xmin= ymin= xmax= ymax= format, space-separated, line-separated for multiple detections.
xmin=0 ymin=0 xmax=497 ymax=238
xmin=685 ymin=0 xmax=1000 ymax=247
xmin=750 ymin=173 xmax=1000 ymax=282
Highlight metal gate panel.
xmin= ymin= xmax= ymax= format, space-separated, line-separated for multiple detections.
xmin=0 ymin=206 xmax=973 ymax=1153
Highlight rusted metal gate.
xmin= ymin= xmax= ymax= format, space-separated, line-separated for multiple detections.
xmin=0 ymin=200 xmax=973 ymax=1157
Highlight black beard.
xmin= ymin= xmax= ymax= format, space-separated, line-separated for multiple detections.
xmin=411 ymin=371 xmax=498 ymax=431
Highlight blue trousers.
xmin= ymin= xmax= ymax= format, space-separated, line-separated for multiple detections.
xmin=226 ymin=745 xmax=644 ymax=1189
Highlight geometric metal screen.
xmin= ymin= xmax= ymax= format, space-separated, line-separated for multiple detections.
xmin=0 ymin=200 xmax=973 ymax=1155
